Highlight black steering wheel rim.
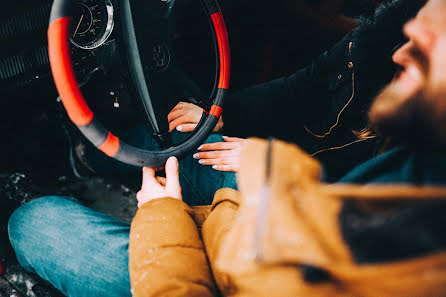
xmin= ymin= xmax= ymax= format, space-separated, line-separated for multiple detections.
xmin=48 ymin=0 xmax=230 ymax=168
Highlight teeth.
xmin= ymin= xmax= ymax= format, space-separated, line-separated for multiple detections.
xmin=407 ymin=66 xmax=422 ymax=81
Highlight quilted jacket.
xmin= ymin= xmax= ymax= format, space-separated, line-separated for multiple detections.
xmin=129 ymin=138 xmax=446 ymax=297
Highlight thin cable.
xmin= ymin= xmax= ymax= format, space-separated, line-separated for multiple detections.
xmin=305 ymin=71 xmax=356 ymax=138
xmin=310 ymin=137 xmax=374 ymax=157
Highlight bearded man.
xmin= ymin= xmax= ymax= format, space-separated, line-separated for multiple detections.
xmin=125 ymin=2 xmax=446 ymax=295
xmin=7 ymin=0 xmax=446 ymax=297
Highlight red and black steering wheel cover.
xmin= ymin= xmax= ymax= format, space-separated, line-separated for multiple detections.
xmin=48 ymin=0 xmax=230 ymax=168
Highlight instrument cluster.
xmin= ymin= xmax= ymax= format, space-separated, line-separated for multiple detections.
xmin=70 ymin=0 xmax=114 ymax=50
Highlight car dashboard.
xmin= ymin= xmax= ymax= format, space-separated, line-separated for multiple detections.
xmin=0 ymin=0 xmax=121 ymax=94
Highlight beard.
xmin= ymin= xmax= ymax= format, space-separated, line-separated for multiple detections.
xmin=369 ymin=80 xmax=446 ymax=151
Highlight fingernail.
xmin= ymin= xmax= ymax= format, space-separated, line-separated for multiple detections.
xmin=176 ymin=126 xmax=182 ymax=132
xmin=198 ymin=160 xmax=205 ymax=164
xmin=193 ymin=153 xmax=199 ymax=159
xmin=197 ymin=145 xmax=203 ymax=150
xmin=212 ymin=165 xmax=217 ymax=170
xmin=222 ymin=136 xmax=228 ymax=139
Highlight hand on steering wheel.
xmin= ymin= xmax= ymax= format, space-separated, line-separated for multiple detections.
xmin=48 ymin=0 xmax=230 ymax=168
xmin=168 ymin=102 xmax=224 ymax=133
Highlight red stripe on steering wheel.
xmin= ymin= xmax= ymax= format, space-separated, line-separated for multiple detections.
xmin=98 ymin=132 xmax=120 ymax=157
xmin=210 ymin=12 xmax=230 ymax=90
xmin=209 ymin=105 xmax=223 ymax=118
xmin=48 ymin=17 xmax=94 ymax=126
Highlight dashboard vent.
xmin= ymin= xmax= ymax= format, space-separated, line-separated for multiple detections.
xmin=0 ymin=45 xmax=49 ymax=80
xmin=0 ymin=2 xmax=52 ymax=41
xmin=0 ymin=1 xmax=52 ymax=83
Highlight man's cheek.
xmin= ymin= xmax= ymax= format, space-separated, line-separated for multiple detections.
xmin=427 ymin=36 xmax=446 ymax=95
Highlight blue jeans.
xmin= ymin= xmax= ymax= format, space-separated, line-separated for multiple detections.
xmin=8 ymin=131 xmax=238 ymax=296
xmin=83 ymin=128 xmax=237 ymax=206
xmin=8 ymin=196 xmax=132 ymax=297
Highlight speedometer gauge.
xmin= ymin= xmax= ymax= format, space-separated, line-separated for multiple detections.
xmin=70 ymin=0 xmax=114 ymax=50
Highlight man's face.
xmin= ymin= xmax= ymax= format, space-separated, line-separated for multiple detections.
xmin=369 ymin=0 xmax=446 ymax=148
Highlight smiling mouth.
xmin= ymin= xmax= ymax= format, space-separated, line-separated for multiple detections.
xmin=395 ymin=65 xmax=424 ymax=90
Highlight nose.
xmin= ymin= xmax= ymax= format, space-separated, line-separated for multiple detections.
xmin=392 ymin=42 xmax=411 ymax=67
xmin=403 ymin=16 xmax=435 ymax=54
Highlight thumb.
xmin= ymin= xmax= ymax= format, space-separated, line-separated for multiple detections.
xmin=141 ymin=167 xmax=156 ymax=191
xmin=176 ymin=123 xmax=198 ymax=133
xmin=165 ymin=157 xmax=182 ymax=198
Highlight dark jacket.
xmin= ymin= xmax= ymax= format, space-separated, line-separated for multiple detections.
xmin=222 ymin=0 xmax=426 ymax=181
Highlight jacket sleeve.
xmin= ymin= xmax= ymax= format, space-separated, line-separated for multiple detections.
xmin=221 ymin=32 xmax=351 ymax=140
xmin=221 ymin=0 xmax=425 ymax=141
xmin=129 ymin=198 xmax=217 ymax=297
xmin=200 ymin=188 xmax=243 ymax=292
xmin=209 ymin=139 xmax=446 ymax=297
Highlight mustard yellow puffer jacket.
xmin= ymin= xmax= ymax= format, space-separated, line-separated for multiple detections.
xmin=129 ymin=139 xmax=446 ymax=297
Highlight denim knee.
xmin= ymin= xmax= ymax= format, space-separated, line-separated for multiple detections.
xmin=8 ymin=196 xmax=131 ymax=297
xmin=8 ymin=196 xmax=77 ymax=267
xmin=8 ymin=196 xmax=77 ymax=239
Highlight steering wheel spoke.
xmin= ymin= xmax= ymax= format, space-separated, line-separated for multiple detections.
xmin=121 ymin=0 xmax=183 ymax=137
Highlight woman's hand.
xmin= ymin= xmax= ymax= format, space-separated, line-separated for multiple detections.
xmin=193 ymin=136 xmax=245 ymax=172
xmin=136 ymin=157 xmax=182 ymax=208
xmin=167 ymin=101 xmax=224 ymax=132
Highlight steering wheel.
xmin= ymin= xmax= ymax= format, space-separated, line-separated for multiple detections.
xmin=48 ymin=0 xmax=230 ymax=168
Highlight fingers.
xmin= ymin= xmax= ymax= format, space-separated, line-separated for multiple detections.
xmin=197 ymin=157 xmax=238 ymax=166
xmin=176 ymin=123 xmax=197 ymax=132
xmin=197 ymin=142 xmax=239 ymax=151
xmin=165 ymin=157 xmax=182 ymax=198
xmin=167 ymin=102 xmax=203 ymax=132
xmin=155 ymin=176 xmax=167 ymax=186
xmin=168 ymin=115 xmax=188 ymax=132
xmin=222 ymin=136 xmax=245 ymax=142
xmin=141 ymin=167 xmax=156 ymax=191
xmin=136 ymin=190 xmax=143 ymax=202
xmin=194 ymin=150 xmax=234 ymax=159
xmin=136 ymin=190 xmax=145 ymax=208
xmin=195 ymin=157 xmax=239 ymax=172
xmin=137 ymin=158 xmax=182 ymax=207
xmin=193 ymin=138 xmax=243 ymax=173
xmin=167 ymin=108 xmax=184 ymax=123
xmin=168 ymin=117 xmax=200 ymax=132
xmin=212 ymin=164 xmax=239 ymax=172
xmin=168 ymin=102 xmax=195 ymax=121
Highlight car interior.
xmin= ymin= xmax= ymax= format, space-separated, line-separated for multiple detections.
xmin=0 ymin=0 xmax=382 ymax=295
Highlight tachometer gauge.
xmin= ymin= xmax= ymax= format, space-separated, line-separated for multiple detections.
xmin=70 ymin=0 xmax=114 ymax=50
